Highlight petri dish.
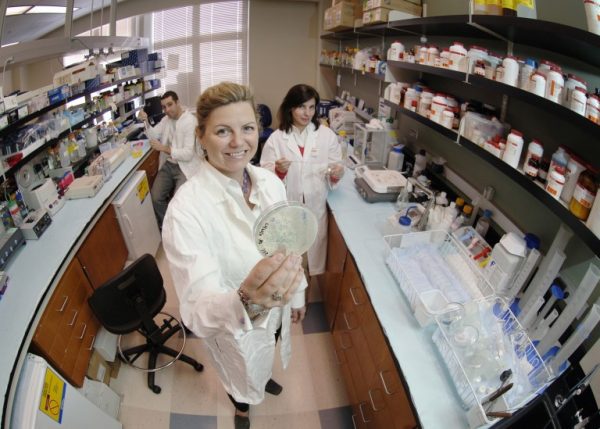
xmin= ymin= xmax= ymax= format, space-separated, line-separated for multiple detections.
xmin=253 ymin=201 xmax=318 ymax=257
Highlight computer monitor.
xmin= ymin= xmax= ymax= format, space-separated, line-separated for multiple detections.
xmin=143 ymin=96 xmax=165 ymax=125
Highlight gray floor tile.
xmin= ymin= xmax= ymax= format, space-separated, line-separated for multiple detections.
xmin=301 ymin=302 xmax=329 ymax=334
xmin=170 ymin=412 xmax=218 ymax=429
xmin=318 ymin=406 xmax=354 ymax=429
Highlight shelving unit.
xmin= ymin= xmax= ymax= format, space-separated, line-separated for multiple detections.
xmin=334 ymin=96 xmax=374 ymax=121
xmin=322 ymin=14 xmax=600 ymax=257
xmin=381 ymin=99 xmax=600 ymax=255
xmin=321 ymin=15 xmax=600 ymax=68
xmin=319 ymin=63 xmax=386 ymax=81
xmin=0 ymin=70 xmax=162 ymax=177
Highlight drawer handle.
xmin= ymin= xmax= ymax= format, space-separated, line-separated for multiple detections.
xmin=87 ymin=335 xmax=96 ymax=351
xmin=349 ymin=287 xmax=360 ymax=305
xmin=78 ymin=323 xmax=87 ymax=339
xmin=340 ymin=332 xmax=352 ymax=350
xmin=57 ymin=296 xmax=69 ymax=312
xmin=379 ymin=370 xmax=394 ymax=395
xmin=351 ymin=414 xmax=357 ymax=429
xmin=68 ymin=310 xmax=78 ymax=326
xmin=333 ymin=348 xmax=342 ymax=365
xmin=343 ymin=312 xmax=352 ymax=330
xmin=359 ymin=402 xmax=371 ymax=423
xmin=369 ymin=388 xmax=382 ymax=411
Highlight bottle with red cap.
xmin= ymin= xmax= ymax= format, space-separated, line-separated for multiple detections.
xmin=501 ymin=129 xmax=524 ymax=169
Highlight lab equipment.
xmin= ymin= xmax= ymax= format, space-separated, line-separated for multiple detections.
xmin=112 ymin=171 xmax=161 ymax=262
xmin=537 ymin=263 xmax=600 ymax=356
xmin=519 ymin=249 xmax=565 ymax=316
xmin=19 ymin=210 xmax=51 ymax=240
xmin=65 ymin=175 xmax=104 ymax=200
xmin=518 ymin=296 xmax=544 ymax=329
xmin=549 ymin=303 xmax=600 ymax=375
xmin=533 ymin=284 xmax=565 ymax=327
xmin=385 ymin=230 xmax=495 ymax=327
xmin=362 ymin=168 xmax=407 ymax=193
xmin=0 ymin=228 xmax=26 ymax=269
xmin=531 ymin=309 xmax=559 ymax=340
xmin=485 ymin=232 xmax=526 ymax=295
xmin=254 ymin=201 xmax=318 ymax=257
xmin=349 ymin=122 xmax=395 ymax=167
xmin=432 ymin=297 xmax=551 ymax=428
xmin=11 ymin=353 xmax=122 ymax=429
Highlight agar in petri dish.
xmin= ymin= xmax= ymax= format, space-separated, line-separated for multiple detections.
xmin=253 ymin=201 xmax=318 ymax=257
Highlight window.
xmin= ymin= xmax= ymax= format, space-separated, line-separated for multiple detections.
xmin=152 ymin=1 xmax=248 ymax=107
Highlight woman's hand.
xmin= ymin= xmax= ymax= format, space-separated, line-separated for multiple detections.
xmin=241 ymin=253 xmax=303 ymax=308
xmin=328 ymin=162 xmax=345 ymax=183
xmin=275 ymin=158 xmax=292 ymax=174
xmin=291 ymin=306 xmax=306 ymax=323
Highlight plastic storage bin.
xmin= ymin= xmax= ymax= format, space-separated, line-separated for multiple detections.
xmin=432 ymin=296 xmax=551 ymax=428
xmin=384 ymin=230 xmax=495 ymax=326
xmin=460 ymin=111 xmax=507 ymax=147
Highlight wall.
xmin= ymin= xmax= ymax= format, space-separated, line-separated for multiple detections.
xmin=249 ymin=0 xmax=319 ymax=127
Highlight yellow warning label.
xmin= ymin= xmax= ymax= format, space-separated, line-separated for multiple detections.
xmin=137 ymin=175 xmax=150 ymax=202
xmin=39 ymin=368 xmax=65 ymax=423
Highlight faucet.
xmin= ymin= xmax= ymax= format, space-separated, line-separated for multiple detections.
xmin=554 ymin=363 xmax=599 ymax=413
xmin=408 ymin=177 xmax=435 ymax=231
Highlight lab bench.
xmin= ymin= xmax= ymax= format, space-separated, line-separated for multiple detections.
xmin=0 ymin=143 xmax=158 ymax=427
xmin=325 ymin=170 xmax=468 ymax=428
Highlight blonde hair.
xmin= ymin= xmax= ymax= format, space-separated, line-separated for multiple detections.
xmin=196 ymin=82 xmax=259 ymax=137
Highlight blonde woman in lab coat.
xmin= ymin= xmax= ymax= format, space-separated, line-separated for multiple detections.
xmin=162 ymin=82 xmax=307 ymax=429
xmin=260 ymin=84 xmax=344 ymax=276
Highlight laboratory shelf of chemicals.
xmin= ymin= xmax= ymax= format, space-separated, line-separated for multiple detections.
xmin=385 ymin=60 xmax=600 ymax=139
xmin=321 ymin=14 xmax=600 ymax=68
xmin=381 ymin=98 xmax=600 ymax=256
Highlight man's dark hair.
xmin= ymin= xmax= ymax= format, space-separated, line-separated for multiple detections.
xmin=161 ymin=91 xmax=179 ymax=102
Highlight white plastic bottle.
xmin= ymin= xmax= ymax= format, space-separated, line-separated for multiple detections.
xmin=501 ymin=129 xmax=524 ymax=169
xmin=570 ymin=87 xmax=588 ymax=115
xmin=545 ymin=66 xmax=564 ymax=103
xmin=387 ymin=146 xmax=404 ymax=171
xmin=549 ymin=146 xmax=570 ymax=175
xmin=523 ymin=139 xmax=544 ymax=179
xmin=475 ymin=209 xmax=492 ymax=237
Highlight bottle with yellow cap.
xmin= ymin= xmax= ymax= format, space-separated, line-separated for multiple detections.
xmin=451 ymin=203 xmax=472 ymax=231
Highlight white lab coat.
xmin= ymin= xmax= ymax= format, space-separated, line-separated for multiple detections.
xmin=162 ymin=161 xmax=307 ymax=404
xmin=260 ymin=123 xmax=342 ymax=275
xmin=145 ymin=109 xmax=202 ymax=179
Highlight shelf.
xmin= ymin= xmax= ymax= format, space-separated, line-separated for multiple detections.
xmin=319 ymin=63 xmax=386 ymax=80
xmin=386 ymin=61 xmax=600 ymax=140
xmin=321 ymin=15 xmax=600 ymax=68
xmin=383 ymin=98 xmax=600 ymax=256
xmin=2 ymin=107 xmax=112 ymax=176
xmin=335 ymin=96 xmax=374 ymax=121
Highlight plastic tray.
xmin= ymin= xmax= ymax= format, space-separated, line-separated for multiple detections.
xmin=384 ymin=230 xmax=495 ymax=326
xmin=432 ymin=296 xmax=551 ymax=428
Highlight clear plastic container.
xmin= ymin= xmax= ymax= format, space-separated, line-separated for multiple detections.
xmin=460 ymin=112 xmax=507 ymax=147
xmin=253 ymin=201 xmax=318 ymax=257
xmin=384 ymin=230 xmax=495 ymax=326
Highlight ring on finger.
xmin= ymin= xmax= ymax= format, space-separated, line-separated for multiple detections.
xmin=272 ymin=291 xmax=283 ymax=301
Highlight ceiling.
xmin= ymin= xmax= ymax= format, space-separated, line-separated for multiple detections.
xmin=2 ymin=0 xmax=127 ymax=46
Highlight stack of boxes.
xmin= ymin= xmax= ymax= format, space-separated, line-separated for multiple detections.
xmin=362 ymin=0 xmax=422 ymax=25
xmin=324 ymin=0 xmax=422 ymax=31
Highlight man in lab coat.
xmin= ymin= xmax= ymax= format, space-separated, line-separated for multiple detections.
xmin=138 ymin=91 xmax=202 ymax=228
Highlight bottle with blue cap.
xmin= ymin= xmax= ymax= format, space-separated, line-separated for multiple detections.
xmin=475 ymin=209 xmax=492 ymax=237
xmin=398 ymin=213 xmax=412 ymax=234
xmin=519 ymin=58 xmax=538 ymax=90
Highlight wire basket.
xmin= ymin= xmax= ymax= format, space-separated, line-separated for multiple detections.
xmin=384 ymin=230 xmax=495 ymax=326
xmin=432 ymin=296 xmax=551 ymax=427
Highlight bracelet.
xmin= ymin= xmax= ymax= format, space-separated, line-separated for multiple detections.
xmin=238 ymin=284 xmax=268 ymax=319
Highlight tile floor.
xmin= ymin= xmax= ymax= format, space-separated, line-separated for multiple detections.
xmin=109 ymin=246 xmax=353 ymax=429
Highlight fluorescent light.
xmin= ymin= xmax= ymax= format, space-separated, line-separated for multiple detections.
xmin=26 ymin=6 xmax=80 ymax=14
xmin=1 ymin=42 xmax=19 ymax=48
xmin=6 ymin=6 xmax=32 ymax=15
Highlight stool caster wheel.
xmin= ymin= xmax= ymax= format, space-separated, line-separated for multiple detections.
xmin=151 ymin=385 xmax=162 ymax=394
xmin=194 ymin=363 xmax=204 ymax=372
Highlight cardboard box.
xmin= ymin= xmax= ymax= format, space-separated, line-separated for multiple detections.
xmin=363 ymin=5 xmax=421 ymax=24
xmin=86 ymin=350 xmax=112 ymax=384
xmin=363 ymin=0 xmax=422 ymax=15
xmin=324 ymin=2 xmax=356 ymax=31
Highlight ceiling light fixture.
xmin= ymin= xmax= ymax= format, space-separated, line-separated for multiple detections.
xmin=26 ymin=6 xmax=81 ymax=14
xmin=6 ymin=6 xmax=32 ymax=15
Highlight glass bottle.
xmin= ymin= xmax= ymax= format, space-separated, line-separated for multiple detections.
xmin=569 ymin=170 xmax=598 ymax=221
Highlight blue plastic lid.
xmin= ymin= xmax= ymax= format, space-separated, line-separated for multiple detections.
xmin=399 ymin=215 xmax=411 ymax=226
xmin=482 ymin=209 xmax=492 ymax=218
xmin=550 ymin=284 xmax=565 ymax=300
xmin=524 ymin=233 xmax=541 ymax=250
xmin=525 ymin=58 xmax=538 ymax=68
xmin=392 ymin=146 xmax=403 ymax=153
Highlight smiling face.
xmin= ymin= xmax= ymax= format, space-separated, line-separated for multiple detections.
xmin=199 ymin=101 xmax=258 ymax=181
xmin=161 ymin=96 xmax=182 ymax=120
xmin=291 ymin=98 xmax=316 ymax=130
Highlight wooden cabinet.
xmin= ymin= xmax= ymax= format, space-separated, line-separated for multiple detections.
xmin=323 ymin=209 xmax=348 ymax=329
xmin=76 ymin=205 xmax=128 ymax=289
xmin=332 ymin=254 xmax=417 ymax=429
xmin=31 ymin=258 xmax=99 ymax=387
xmin=137 ymin=149 xmax=160 ymax=188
